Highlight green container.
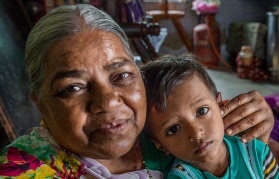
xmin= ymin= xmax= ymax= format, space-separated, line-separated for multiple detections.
xmin=227 ymin=23 xmax=267 ymax=59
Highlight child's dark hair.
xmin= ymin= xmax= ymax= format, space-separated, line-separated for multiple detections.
xmin=141 ymin=54 xmax=218 ymax=112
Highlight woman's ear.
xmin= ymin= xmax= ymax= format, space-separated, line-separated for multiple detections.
xmin=30 ymin=91 xmax=41 ymax=111
xmin=30 ymin=92 xmax=49 ymax=129
xmin=216 ymin=92 xmax=224 ymax=107
xmin=150 ymin=138 xmax=170 ymax=155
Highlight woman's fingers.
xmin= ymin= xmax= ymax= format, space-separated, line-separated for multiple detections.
xmin=221 ymin=91 xmax=254 ymax=118
xmin=241 ymin=120 xmax=273 ymax=143
xmin=221 ymin=91 xmax=259 ymax=129
xmin=220 ymin=90 xmax=274 ymax=143
xmin=224 ymin=110 xmax=264 ymax=136
xmin=268 ymin=139 xmax=279 ymax=161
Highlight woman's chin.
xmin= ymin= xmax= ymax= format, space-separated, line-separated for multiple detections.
xmin=83 ymin=135 xmax=137 ymax=159
xmin=61 ymin=122 xmax=141 ymax=159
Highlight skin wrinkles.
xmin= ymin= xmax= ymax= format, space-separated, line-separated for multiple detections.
xmin=28 ymin=29 xmax=274 ymax=175
xmin=32 ymin=31 xmax=147 ymax=162
xmin=148 ymin=74 xmax=229 ymax=176
xmin=50 ymin=70 xmax=86 ymax=89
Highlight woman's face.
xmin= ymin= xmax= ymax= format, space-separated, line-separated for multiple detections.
xmin=33 ymin=31 xmax=147 ymax=159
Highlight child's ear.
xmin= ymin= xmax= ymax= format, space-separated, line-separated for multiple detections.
xmin=216 ymin=92 xmax=224 ymax=107
xmin=150 ymin=138 xmax=170 ymax=155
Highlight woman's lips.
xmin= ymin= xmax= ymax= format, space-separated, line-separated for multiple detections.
xmin=194 ymin=141 xmax=213 ymax=155
xmin=98 ymin=119 xmax=130 ymax=135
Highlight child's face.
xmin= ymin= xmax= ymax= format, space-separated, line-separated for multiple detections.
xmin=148 ymin=74 xmax=225 ymax=164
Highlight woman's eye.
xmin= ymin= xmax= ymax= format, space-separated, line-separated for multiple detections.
xmin=166 ymin=125 xmax=181 ymax=136
xmin=113 ymin=72 xmax=133 ymax=82
xmin=64 ymin=85 xmax=81 ymax=92
xmin=55 ymin=84 xmax=85 ymax=97
xmin=196 ymin=107 xmax=209 ymax=117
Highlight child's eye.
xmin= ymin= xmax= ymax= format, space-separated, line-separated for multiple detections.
xmin=166 ymin=125 xmax=181 ymax=136
xmin=196 ymin=107 xmax=209 ymax=117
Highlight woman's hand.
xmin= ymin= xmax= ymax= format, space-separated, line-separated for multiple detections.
xmin=269 ymin=138 xmax=279 ymax=161
xmin=221 ymin=90 xmax=274 ymax=143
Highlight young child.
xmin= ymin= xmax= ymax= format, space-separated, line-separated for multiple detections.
xmin=141 ymin=54 xmax=279 ymax=179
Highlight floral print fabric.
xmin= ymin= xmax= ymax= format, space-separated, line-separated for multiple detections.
xmin=0 ymin=127 xmax=162 ymax=178
xmin=0 ymin=127 xmax=84 ymax=178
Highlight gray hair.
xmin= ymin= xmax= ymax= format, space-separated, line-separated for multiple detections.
xmin=25 ymin=4 xmax=132 ymax=94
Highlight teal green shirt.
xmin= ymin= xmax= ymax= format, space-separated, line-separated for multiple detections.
xmin=140 ymin=132 xmax=175 ymax=173
xmin=166 ymin=135 xmax=279 ymax=179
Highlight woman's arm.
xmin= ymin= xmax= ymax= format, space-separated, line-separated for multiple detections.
xmin=220 ymin=90 xmax=274 ymax=143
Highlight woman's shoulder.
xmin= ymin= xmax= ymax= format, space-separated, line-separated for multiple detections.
xmin=0 ymin=127 xmax=57 ymax=177
xmin=0 ymin=127 xmax=84 ymax=178
xmin=1 ymin=127 xmax=56 ymax=158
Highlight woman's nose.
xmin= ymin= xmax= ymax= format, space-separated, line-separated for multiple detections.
xmin=88 ymin=84 xmax=123 ymax=114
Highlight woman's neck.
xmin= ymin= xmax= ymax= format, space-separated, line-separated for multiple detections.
xmin=193 ymin=142 xmax=229 ymax=177
xmin=96 ymin=141 xmax=145 ymax=174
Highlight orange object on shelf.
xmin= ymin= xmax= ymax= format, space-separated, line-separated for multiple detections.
xmin=236 ymin=46 xmax=269 ymax=81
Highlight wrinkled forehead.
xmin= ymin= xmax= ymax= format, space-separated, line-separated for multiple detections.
xmin=44 ymin=31 xmax=134 ymax=68
xmin=48 ymin=31 xmax=130 ymax=58
xmin=39 ymin=31 xmax=137 ymax=88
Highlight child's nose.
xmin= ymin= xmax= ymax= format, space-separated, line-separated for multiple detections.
xmin=188 ymin=123 xmax=205 ymax=142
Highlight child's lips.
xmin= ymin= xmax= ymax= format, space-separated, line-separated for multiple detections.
xmin=194 ymin=141 xmax=213 ymax=155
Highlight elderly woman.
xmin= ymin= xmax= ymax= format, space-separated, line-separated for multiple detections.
xmin=0 ymin=4 xmax=274 ymax=178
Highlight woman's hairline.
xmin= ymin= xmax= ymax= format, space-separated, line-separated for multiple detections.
xmin=25 ymin=4 xmax=134 ymax=96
